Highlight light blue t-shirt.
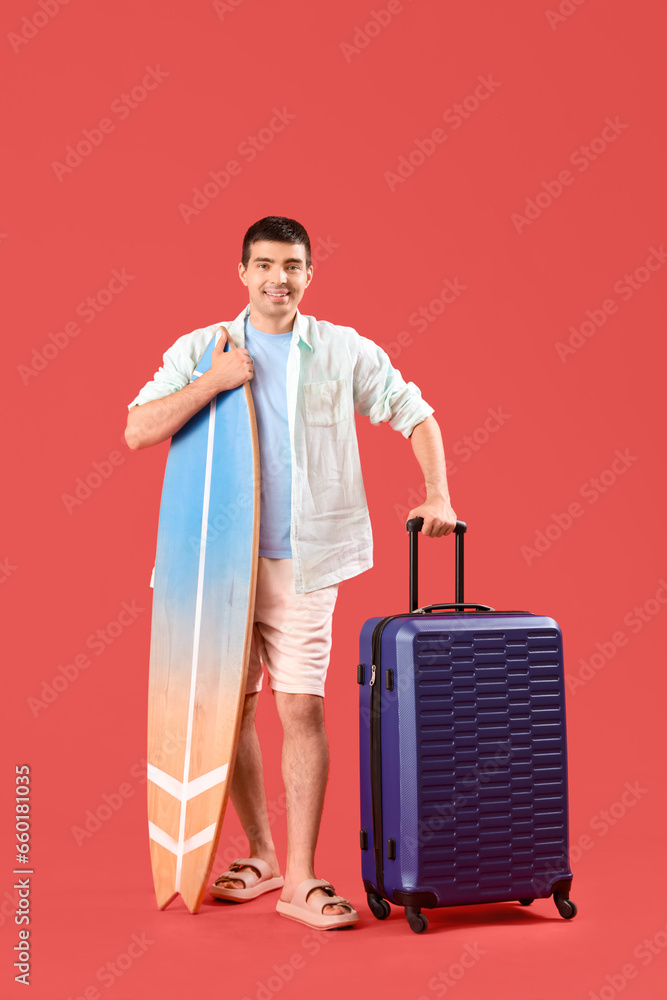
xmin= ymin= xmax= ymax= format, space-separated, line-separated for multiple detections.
xmin=244 ymin=315 xmax=293 ymax=557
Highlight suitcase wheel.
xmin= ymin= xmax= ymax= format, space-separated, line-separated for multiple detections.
xmin=367 ymin=892 xmax=391 ymax=920
xmin=405 ymin=906 xmax=428 ymax=934
xmin=518 ymin=898 xmax=534 ymax=906
xmin=553 ymin=892 xmax=578 ymax=919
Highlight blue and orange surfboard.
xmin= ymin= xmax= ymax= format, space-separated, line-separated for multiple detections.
xmin=146 ymin=327 xmax=259 ymax=913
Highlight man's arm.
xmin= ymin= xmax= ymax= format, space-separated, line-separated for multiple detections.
xmin=126 ymin=373 xmax=226 ymax=450
xmin=350 ymin=333 xmax=456 ymax=534
xmin=407 ymin=415 xmax=458 ymax=536
xmin=125 ymin=326 xmax=254 ymax=450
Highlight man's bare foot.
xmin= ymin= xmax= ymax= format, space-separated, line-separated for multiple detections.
xmin=216 ymin=855 xmax=281 ymax=890
xmin=280 ymin=875 xmax=347 ymax=915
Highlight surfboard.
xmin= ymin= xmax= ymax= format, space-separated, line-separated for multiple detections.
xmin=146 ymin=328 xmax=260 ymax=913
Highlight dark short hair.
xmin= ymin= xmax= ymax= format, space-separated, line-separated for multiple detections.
xmin=241 ymin=216 xmax=311 ymax=270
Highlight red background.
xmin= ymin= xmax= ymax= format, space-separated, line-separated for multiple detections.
xmin=2 ymin=1 xmax=666 ymax=997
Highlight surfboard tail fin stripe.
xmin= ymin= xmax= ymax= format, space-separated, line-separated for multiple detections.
xmin=185 ymin=763 xmax=229 ymax=799
xmin=147 ymin=764 xmax=182 ymax=801
xmin=147 ymin=762 xmax=229 ymax=801
xmin=149 ymin=820 xmax=217 ymax=857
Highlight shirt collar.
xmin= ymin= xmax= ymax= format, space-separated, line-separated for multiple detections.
xmin=227 ymin=304 xmax=313 ymax=350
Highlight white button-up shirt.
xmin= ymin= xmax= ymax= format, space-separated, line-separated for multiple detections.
xmin=128 ymin=304 xmax=434 ymax=593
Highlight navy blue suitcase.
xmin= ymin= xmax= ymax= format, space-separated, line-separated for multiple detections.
xmin=358 ymin=518 xmax=577 ymax=932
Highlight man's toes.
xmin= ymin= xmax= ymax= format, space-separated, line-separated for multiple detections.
xmin=322 ymin=903 xmax=345 ymax=915
xmin=303 ymin=888 xmax=351 ymax=916
xmin=218 ymin=877 xmax=244 ymax=889
xmin=221 ymin=866 xmax=259 ymax=890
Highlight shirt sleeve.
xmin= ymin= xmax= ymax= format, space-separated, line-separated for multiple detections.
xmin=352 ymin=333 xmax=435 ymax=438
xmin=127 ymin=332 xmax=202 ymax=410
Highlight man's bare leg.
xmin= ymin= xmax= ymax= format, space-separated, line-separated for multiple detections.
xmin=273 ymin=691 xmax=345 ymax=915
xmin=222 ymin=690 xmax=345 ymax=914
xmin=223 ymin=692 xmax=282 ymax=886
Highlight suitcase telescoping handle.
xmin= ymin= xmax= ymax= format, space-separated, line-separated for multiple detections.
xmin=406 ymin=517 xmax=493 ymax=614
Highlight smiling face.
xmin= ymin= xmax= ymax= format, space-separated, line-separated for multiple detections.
xmin=238 ymin=239 xmax=313 ymax=333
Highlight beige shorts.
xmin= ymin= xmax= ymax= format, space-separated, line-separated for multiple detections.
xmin=245 ymin=557 xmax=340 ymax=697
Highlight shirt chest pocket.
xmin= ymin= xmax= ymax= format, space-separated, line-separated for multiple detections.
xmin=303 ymin=378 xmax=350 ymax=426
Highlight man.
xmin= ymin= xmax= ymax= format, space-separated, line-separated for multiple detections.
xmin=125 ymin=216 xmax=457 ymax=929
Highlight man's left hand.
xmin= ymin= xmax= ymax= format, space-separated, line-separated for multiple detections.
xmin=407 ymin=499 xmax=458 ymax=537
